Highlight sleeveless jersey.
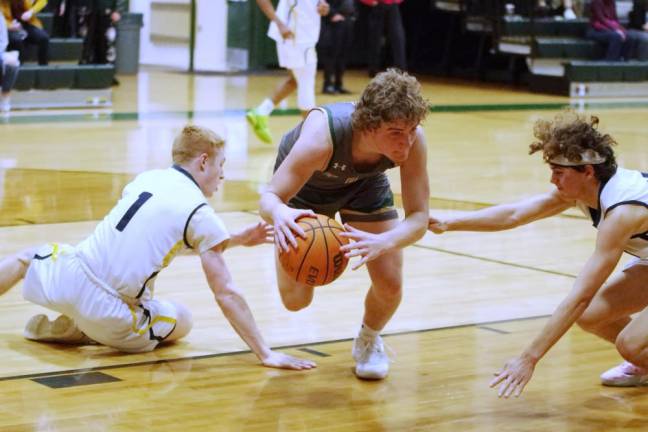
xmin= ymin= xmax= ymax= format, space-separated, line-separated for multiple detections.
xmin=267 ymin=0 xmax=322 ymax=45
xmin=76 ymin=165 xmax=229 ymax=300
xmin=274 ymin=102 xmax=396 ymax=190
xmin=577 ymin=168 xmax=648 ymax=259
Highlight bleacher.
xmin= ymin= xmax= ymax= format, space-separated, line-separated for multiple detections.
xmin=11 ymin=12 xmax=115 ymax=109
xmin=430 ymin=0 xmax=648 ymax=97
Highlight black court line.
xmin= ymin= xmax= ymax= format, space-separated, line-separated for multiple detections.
xmin=0 ymin=314 xmax=550 ymax=383
xmin=478 ymin=326 xmax=510 ymax=335
xmin=298 ymin=348 xmax=331 ymax=357
xmin=412 ymin=243 xmax=577 ymax=279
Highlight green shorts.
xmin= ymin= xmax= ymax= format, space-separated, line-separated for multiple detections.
xmin=288 ymin=174 xmax=398 ymax=223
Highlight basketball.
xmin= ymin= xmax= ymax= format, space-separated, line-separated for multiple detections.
xmin=279 ymin=214 xmax=350 ymax=287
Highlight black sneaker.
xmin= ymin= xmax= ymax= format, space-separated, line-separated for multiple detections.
xmin=335 ymin=86 xmax=352 ymax=95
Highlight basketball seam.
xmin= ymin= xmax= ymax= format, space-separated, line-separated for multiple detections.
xmin=295 ymin=223 xmax=317 ymax=285
xmin=316 ymin=216 xmax=330 ymax=284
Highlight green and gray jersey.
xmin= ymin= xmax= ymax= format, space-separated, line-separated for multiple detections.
xmin=274 ymin=102 xmax=395 ymax=189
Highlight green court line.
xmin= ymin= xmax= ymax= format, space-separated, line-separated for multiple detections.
xmin=2 ymin=100 xmax=647 ymax=125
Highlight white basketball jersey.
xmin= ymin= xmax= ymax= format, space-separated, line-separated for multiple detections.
xmin=577 ymin=168 xmax=648 ymax=259
xmin=76 ymin=166 xmax=229 ymax=300
xmin=267 ymin=0 xmax=322 ymax=45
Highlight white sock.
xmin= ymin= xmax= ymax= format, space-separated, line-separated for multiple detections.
xmin=359 ymin=324 xmax=380 ymax=340
xmin=256 ymin=98 xmax=275 ymax=116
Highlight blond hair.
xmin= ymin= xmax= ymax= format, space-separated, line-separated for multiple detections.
xmin=172 ymin=125 xmax=225 ymax=164
xmin=529 ymin=111 xmax=617 ymax=181
xmin=351 ymin=69 xmax=428 ymax=132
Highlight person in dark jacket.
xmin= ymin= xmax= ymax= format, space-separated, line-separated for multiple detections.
xmin=319 ymin=0 xmax=355 ymax=94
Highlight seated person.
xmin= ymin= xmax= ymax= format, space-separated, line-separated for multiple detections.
xmin=0 ymin=10 xmax=19 ymax=112
xmin=586 ymin=0 xmax=648 ymax=61
xmin=1 ymin=0 xmax=50 ymax=65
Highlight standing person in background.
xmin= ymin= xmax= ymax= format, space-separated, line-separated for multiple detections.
xmin=1 ymin=0 xmax=50 ymax=65
xmin=0 ymin=11 xmax=19 ymax=112
xmin=80 ymin=0 xmax=121 ymax=65
xmin=319 ymin=0 xmax=355 ymax=95
xmin=358 ymin=0 xmax=406 ymax=77
xmin=246 ymin=0 xmax=330 ymax=145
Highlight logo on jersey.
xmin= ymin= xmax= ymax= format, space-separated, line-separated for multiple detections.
xmin=332 ymin=162 xmax=347 ymax=171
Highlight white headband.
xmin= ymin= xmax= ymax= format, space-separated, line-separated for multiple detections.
xmin=549 ymin=149 xmax=606 ymax=166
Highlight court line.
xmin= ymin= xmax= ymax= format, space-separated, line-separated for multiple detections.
xmin=412 ymin=243 xmax=577 ymax=279
xmin=0 ymin=314 xmax=549 ymax=383
xmin=3 ymin=100 xmax=648 ymax=125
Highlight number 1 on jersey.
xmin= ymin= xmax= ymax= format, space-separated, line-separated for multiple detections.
xmin=116 ymin=192 xmax=153 ymax=232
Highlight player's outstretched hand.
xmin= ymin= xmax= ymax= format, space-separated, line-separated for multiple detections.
xmin=261 ymin=351 xmax=317 ymax=370
xmin=339 ymin=224 xmax=393 ymax=270
xmin=273 ymin=207 xmax=316 ymax=253
xmin=490 ymin=355 xmax=536 ymax=398
xmin=428 ymin=215 xmax=448 ymax=234
xmin=236 ymin=221 xmax=274 ymax=247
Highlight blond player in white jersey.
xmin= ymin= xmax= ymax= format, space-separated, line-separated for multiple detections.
xmin=429 ymin=112 xmax=648 ymax=396
xmin=246 ymin=0 xmax=330 ymax=144
xmin=0 ymin=125 xmax=315 ymax=371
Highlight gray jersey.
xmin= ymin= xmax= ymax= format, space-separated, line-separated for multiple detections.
xmin=274 ymin=102 xmax=395 ymax=190
xmin=273 ymin=102 xmax=398 ymax=222
xmin=577 ymin=168 xmax=648 ymax=259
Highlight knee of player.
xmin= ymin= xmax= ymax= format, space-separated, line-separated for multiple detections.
xmin=283 ymin=297 xmax=311 ymax=312
xmin=171 ymin=302 xmax=194 ymax=340
xmin=616 ymin=331 xmax=646 ymax=362
xmin=576 ymin=311 xmax=600 ymax=332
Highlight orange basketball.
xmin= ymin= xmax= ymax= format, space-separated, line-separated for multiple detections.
xmin=279 ymin=214 xmax=350 ymax=287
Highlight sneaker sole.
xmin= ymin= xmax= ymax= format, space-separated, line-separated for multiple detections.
xmin=354 ymin=367 xmax=388 ymax=380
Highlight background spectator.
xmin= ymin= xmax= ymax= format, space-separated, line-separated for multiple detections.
xmin=1 ymin=0 xmax=49 ymax=65
xmin=0 ymin=12 xmax=19 ymax=112
xmin=359 ymin=0 xmax=406 ymax=77
xmin=586 ymin=0 xmax=648 ymax=61
xmin=319 ymin=0 xmax=355 ymax=94
xmin=80 ymin=0 xmax=121 ymax=65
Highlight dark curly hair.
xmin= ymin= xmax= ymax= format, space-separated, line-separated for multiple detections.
xmin=529 ymin=111 xmax=617 ymax=182
xmin=351 ymin=69 xmax=428 ymax=132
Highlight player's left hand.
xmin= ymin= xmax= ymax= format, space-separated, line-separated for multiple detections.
xmin=236 ymin=221 xmax=274 ymax=247
xmin=21 ymin=10 xmax=33 ymax=21
xmin=490 ymin=355 xmax=536 ymax=398
xmin=339 ymin=224 xmax=393 ymax=270
xmin=317 ymin=0 xmax=330 ymax=16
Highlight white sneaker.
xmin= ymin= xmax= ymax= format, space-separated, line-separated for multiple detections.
xmin=600 ymin=361 xmax=648 ymax=387
xmin=23 ymin=314 xmax=93 ymax=344
xmin=563 ymin=7 xmax=577 ymax=20
xmin=0 ymin=96 xmax=10 ymax=113
xmin=352 ymin=335 xmax=390 ymax=380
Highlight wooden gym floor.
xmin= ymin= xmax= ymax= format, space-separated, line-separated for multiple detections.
xmin=0 ymin=69 xmax=647 ymax=431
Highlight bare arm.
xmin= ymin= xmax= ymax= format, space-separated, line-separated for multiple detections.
xmin=340 ymin=128 xmax=430 ymax=269
xmin=259 ymin=110 xmax=332 ymax=251
xmin=491 ymin=205 xmax=648 ymax=398
xmin=200 ymin=245 xmax=315 ymax=370
xmin=226 ymin=222 xmax=273 ymax=249
xmin=430 ymin=189 xmax=572 ymax=233
xmin=255 ymin=0 xmax=293 ymax=39
xmin=387 ymin=127 xmax=430 ymax=247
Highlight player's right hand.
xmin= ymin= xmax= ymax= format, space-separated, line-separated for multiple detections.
xmin=428 ymin=216 xmax=448 ymax=234
xmin=277 ymin=22 xmax=294 ymax=40
xmin=273 ymin=206 xmax=315 ymax=252
xmin=261 ymin=351 xmax=317 ymax=370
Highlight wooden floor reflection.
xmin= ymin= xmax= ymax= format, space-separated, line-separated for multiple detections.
xmin=0 ymin=68 xmax=647 ymax=431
